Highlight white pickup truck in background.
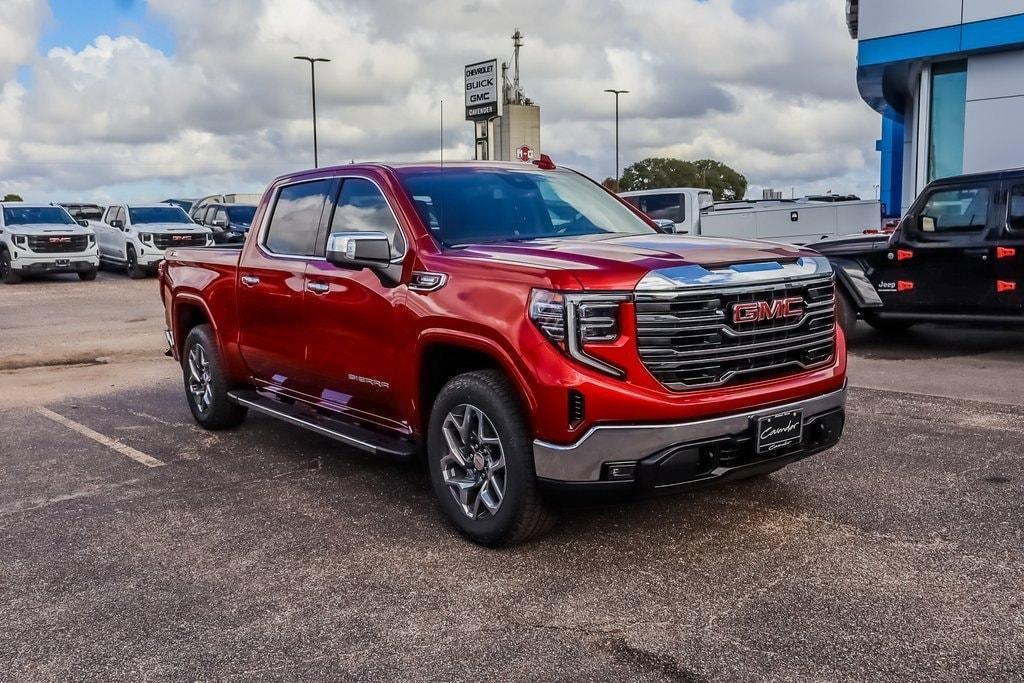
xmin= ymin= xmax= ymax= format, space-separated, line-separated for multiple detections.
xmin=620 ymin=187 xmax=882 ymax=245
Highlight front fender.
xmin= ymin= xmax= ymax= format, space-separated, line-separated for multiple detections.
xmin=831 ymin=257 xmax=883 ymax=310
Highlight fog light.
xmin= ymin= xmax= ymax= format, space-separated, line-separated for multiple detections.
xmin=602 ymin=462 xmax=636 ymax=481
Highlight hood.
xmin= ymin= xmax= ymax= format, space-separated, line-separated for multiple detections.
xmin=446 ymin=233 xmax=814 ymax=290
xmin=4 ymin=222 xmax=93 ymax=236
xmin=133 ymin=223 xmax=209 ymax=233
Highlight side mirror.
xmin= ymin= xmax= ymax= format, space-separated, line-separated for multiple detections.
xmin=110 ymin=219 xmax=124 ymax=229
xmin=77 ymin=219 xmax=89 ymax=228
xmin=326 ymin=231 xmax=391 ymax=269
xmin=919 ymin=214 xmax=936 ymax=232
xmin=653 ymin=219 xmax=677 ymax=234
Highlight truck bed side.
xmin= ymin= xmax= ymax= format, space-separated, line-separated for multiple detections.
xmin=159 ymin=246 xmax=243 ymax=363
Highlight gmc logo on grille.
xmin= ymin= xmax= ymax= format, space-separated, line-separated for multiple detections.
xmin=49 ymin=236 xmax=72 ymax=243
xmin=171 ymin=235 xmax=189 ymax=241
xmin=732 ymin=297 xmax=805 ymax=324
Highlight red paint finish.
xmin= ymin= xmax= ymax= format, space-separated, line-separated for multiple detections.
xmin=159 ymin=162 xmax=847 ymax=447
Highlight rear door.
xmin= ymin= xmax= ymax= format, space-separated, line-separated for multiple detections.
xmin=236 ymin=178 xmax=333 ymax=395
xmin=302 ymin=176 xmax=409 ymax=432
xmin=872 ymin=182 xmax=999 ymax=315
xmin=996 ymin=181 xmax=1024 ymax=315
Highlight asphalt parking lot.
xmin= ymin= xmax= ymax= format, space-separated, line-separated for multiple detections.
xmin=2 ymin=272 xmax=1023 ymax=681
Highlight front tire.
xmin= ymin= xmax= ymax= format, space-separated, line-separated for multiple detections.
xmin=835 ymin=289 xmax=857 ymax=340
xmin=427 ymin=370 xmax=553 ymax=547
xmin=864 ymin=314 xmax=915 ymax=334
xmin=1 ymin=249 xmax=21 ymax=284
xmin=126 ymin=245 xmax=148 ymax=279
xmin=181 ymin=324 xmax=247 ymax=430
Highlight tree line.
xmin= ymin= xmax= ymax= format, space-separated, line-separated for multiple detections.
xmin=603 ymin=157 xmax=747 ymax=200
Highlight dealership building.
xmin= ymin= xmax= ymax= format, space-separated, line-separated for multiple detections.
xmin=848 ymin=1 xmax=1024 ymax=216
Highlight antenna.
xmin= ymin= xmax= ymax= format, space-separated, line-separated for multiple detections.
xmin=511 ymin=28 xmax=523 ymax=104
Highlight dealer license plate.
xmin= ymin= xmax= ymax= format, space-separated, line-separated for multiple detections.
xmin=755 ymin=410 xmax=803 ymax=455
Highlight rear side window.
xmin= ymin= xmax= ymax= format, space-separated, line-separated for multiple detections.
xmin=918 ymin=186 xmax=989 ymax=233
xmin=634 ymin=193 xmax=685 ymax=223
xmin=329 ymin=178 xmax=406 ymax=256
xmin=264 ymin=179 xmax=332 ymax=256
xmin=1008 ymin=185 xmax=1024 ymax=232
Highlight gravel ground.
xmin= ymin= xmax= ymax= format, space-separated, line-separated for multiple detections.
xmin=1 ymin=271 xmax=1022 ymax=681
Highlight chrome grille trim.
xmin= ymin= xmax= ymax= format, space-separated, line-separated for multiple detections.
xmin=635 ymin=271 xmax=837 ymax=390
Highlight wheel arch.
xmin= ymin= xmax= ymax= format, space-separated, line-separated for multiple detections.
xmin=830 ymin=257 xmax=884 ymax=311
xmin=414 ymin=331 xmax=538 ymax=439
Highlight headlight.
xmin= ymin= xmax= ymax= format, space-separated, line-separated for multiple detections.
xmin=138 ymin=232 xmax=154 ymax=245
xmin=87 ymin=234 xmax=96 ymax=247
xmin=529 ymin=289 xmax=628 ymax=377
xmin=12 ymin=234 xmax=28 ymax=248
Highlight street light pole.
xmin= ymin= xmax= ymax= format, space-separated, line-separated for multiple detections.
xmin=294 ymin=56 xmax=331 ymax=168
xmin=604 ymin=89 xmax=629 ymax=189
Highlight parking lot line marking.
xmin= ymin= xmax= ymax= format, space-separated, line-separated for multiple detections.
xmin=34 ymin=406 xmax=166 ymax=468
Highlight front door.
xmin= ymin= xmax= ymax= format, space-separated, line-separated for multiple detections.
xmin=871 ymin=182 xmax=1000 ymax=315
xmin=995 ymin=181 xmax=1024 ymax=315
xmin=302 ymin=176 xmax=409 ymax=434
xmin=236 ymin=177 xmax=333 ymax=395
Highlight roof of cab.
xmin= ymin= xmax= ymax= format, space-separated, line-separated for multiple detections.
xmin=272 ymin=160 xmax=564 ymax=185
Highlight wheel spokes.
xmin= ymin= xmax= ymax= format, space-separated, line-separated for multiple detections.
xmin=438 ymin=403 xmax=507 ymax=521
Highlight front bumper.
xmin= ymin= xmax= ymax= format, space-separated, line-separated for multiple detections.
xmin=534 ymin=384 xmax=846 ymax=490
xmin=12 ymin=252 xmax=99 ymax=273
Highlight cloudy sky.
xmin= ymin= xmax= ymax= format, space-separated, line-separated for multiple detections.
xmin=0 ymin=0 xmax=880 ymax=203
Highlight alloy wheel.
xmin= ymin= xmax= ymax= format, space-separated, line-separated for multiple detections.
xmin=439 ymin=403 xmax=506 ymax=520
xmin=187 ymin=343 xmax=213 ymax=413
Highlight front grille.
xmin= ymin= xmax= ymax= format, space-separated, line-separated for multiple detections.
xmin=27 ymin=234 xmax=90 ymax=253
xmin=635 ymin=275 xmax=836 ymax=390
xmin=152 ymin=233 xmax=206 ymax=249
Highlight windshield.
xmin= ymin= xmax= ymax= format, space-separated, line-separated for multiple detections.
xmin=128 ymin=206 xmax=193 ymax=224
xmin=3 ymin=206 xmax=76 ymax=226
xmin=226 ymin=205 xmax=257 ymax=223
xmin=397 ymin=168 xmax=654 ymax=246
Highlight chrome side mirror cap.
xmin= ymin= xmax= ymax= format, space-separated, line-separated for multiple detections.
xmin=326 ymin=231 xmax=392 ymax=270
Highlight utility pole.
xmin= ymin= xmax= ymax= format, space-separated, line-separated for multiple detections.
xmin=293 ymin=55 xmax=331 ymax=168
xmin=604 ymin=89 xmax=629 ymax=189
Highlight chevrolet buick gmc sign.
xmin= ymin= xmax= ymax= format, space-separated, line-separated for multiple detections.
xmin=465 ymin=59 xmax=499 ymax=121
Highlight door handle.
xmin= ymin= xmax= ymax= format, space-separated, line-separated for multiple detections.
xmin=307 ymin=281 xmax=330 ymax=295
xmin=240 ymin=274 xmax=260 ymax=287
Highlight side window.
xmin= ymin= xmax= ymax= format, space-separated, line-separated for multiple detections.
xmin=639 ymin=194 xmax=685 ymax=223
xmin=115 ymin=207 xmax=126 ymax=225
xmin=329 ymin=178 xmax=406 ymax=256
xmin=918 ymin=186 xmax=989 ymax=234
xmin=264 ymin=179 xmax=332 ymax=256
xmin=1008 ymin=185 xmax=1024 ymax=232
xmin=215 ymin=209 xmax=228 ymax=224
xmin=103 ymin=206 xmax=117 ymax=223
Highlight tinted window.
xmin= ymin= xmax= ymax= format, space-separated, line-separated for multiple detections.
xmin=329 ymin=178 xmax=405 ymax=255
xmin=226 ymin=205 xmax=256 ymax=224
xmin=265 ymin=179 xmax=331 ymax=256
xmin=919 ymin=187 xmax=989 ymax=233
xmin=3 ymin=206 xmax=75 ymax=226
xmin=633 ymin=193 xmax=685 ymax=223
xmin=1008 ymin=185 xmax=1024 ymax=232
xmin=129 ymin=206 xmax=193 ymax=224
xmin=397 ymin=168 xmax=654 ymax=246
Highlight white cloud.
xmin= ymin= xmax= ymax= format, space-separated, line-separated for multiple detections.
xmin=0 ymin=0 xmax=880 ymax=202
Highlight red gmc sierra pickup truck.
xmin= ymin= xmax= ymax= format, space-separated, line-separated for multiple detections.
xmin=159 ymin=160 xmax=847 ymax=546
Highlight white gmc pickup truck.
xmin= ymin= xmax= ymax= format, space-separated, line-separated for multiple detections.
xmin=94 ymin=203 xmax=212 ymax=278
xmin=0 ymin=203 xmax=99 ymax=284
